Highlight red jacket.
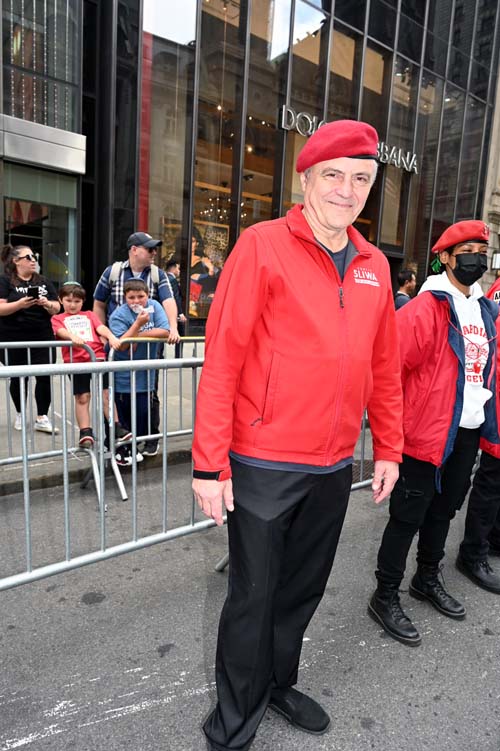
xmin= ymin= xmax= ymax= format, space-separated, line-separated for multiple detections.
xmin=397 ymin=286 xmax=498 ymax=468
xmin=192 ymin=205 xmax=403 ymax=479
xmin=480 ymin=278 xmax=500 ymax=459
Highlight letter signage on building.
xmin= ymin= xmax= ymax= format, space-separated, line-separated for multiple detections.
xmin=279 ymin=105 xmax=418 ymax=174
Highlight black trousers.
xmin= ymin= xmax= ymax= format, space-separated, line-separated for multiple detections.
xmin=0 ymin=346 xmax=55 ymax=415
xmin=376 ymin=427 xmax=480 ymax=588
xmin=204 ymin=460 xmax=352 ymax=751
xmin=460 ymin=451 xmax=500 ymax=561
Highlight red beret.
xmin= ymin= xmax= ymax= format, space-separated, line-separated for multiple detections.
xmin=432 ymin=220 xmax=490 ymax=253
xmin=296 ymin=119 xmax=379 ymax=173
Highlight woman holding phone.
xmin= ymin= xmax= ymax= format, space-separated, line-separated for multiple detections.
xmin=0 ymin=244 xmax=60 ymax=433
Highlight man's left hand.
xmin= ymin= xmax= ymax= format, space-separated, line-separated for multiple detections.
xmin=371 ymin=460 xmax=399 ymax=504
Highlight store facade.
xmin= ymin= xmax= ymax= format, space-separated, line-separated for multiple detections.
xmin=137 ymin=0 xmax=500 ymax=327
xmin=2 ymin=0 xmax=500 ymax=324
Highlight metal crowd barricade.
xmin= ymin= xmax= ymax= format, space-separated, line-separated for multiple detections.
xmin=0 ymin=351 xmax=205 ymax=592
xmin=0 ymin=337 xmax=376 ymax=592
xmin=0 ymin=340 xmax=126 ymax=510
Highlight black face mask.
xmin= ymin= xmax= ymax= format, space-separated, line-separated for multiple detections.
xmin=451 ymin=253 xmax=488 ymax=286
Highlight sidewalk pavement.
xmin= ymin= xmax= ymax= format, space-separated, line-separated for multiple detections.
xmin=0 ymin=463 xmax=499 ymax=751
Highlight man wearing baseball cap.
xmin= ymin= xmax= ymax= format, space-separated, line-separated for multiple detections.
xmin=93 ymin=231 xmax=179 ymax=456
xmin=369 ymin=220 xmax=498 ymax=647
xmin=191 ymin=120 xmax=403 ymax=750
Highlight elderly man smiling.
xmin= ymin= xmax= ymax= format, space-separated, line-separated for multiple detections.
xmin=191 ymin=120 xmax=404 ymax=751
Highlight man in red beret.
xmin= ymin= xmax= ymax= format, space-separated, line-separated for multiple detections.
xmin=369 ymin=220 xmax=499 ymax=647
xmin=192 ymin=119 xmax=404 ymax=750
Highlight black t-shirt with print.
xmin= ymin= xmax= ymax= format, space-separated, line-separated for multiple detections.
xmin=0 ymin=274 xmax=59 ymax=341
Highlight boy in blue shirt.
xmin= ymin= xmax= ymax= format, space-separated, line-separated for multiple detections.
xmin=109 ymin=279 xmax=170 ymax=465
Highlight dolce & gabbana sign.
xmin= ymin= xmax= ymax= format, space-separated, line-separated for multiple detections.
xmin=280 ymin=105 xmax=418 ymax=174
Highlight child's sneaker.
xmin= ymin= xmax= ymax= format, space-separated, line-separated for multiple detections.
xmin=115 ymin=446 xmax=132 ymax=466
xmin=115 ymin=447 xmax=143 ymax=466
xmin=79 ymin=428 xmax=95 ymax=447
xmin=35 ymin=415 xmax=59 ymax=434
xmin=13 ymin=412 xmax=22 ymax=431
xmin=115 ymin=423 xmax=132 ymax=445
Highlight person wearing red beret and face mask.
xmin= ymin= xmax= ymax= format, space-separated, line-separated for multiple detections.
xmin=191 ymin=119 xmax=404 ymax=751
xmin=369 ymin=220 xmax=499 ymax=647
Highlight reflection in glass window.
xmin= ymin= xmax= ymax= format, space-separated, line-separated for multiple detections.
xmin=405 ymin=72 xmax=444 ymax=274
xmin=397 ymin=14 xmax=423 ymax=63
xmin=427 ymin=0 xmax=453 ymax=40
xmin=140 ymin=0 xmax=197 ymax=279
xmin=2 ymin=0 xmax=80 ymax=130
xmin=474 ymin=0 xmax=497 ymax=68
xmin=333 ymin=0 xmax=366 ymax=31
xmin=379 ymin=57 xmax=418 ymax=254
xmin=368 ymin=0 xmax=396 ymax=48
xmin=328 ymin=24 xmax=362 ymax=121
xmin=361 ymin=42 xmax=391 ymax=138
xmin=290 ymin=0 xmax=329 ymax=114
xmin=432 ymin=85 xmax=465 ymax=238
xmin=456 ymin=97 xmax=486 ymax=219
xmin=241 ymin=0 xmax=292 ymax=233
xmin=424 ymin=31 xmax=447 ymax=76
xmin=191 ymin=0 xmax=242 ymax=320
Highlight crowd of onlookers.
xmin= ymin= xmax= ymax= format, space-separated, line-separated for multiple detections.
xmin=0 ymin=232 xmax=182 ymax=466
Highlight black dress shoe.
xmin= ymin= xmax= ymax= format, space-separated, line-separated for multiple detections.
xmin=409 ymin=566 xmax=465 ymax=619
xmin=268 ymin=687 xmax=330 ymax=735
xmin=456 ymin=554 xmax=500 ymax=594
xmin=368 ymin=590 xmax=421 ymax=646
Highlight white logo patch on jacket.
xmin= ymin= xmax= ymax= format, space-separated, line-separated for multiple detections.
xmin=353 ymin=268 xmax=380 ymax=287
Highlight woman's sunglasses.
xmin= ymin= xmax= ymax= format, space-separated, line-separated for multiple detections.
xmin=17 ymin=254 xmax=37 ymax=262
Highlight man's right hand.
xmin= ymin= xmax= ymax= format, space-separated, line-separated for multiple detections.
xmin=192 ymin=478 xmax=234 ymax=526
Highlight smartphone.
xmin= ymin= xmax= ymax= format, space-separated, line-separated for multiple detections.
xmin=27 ymin=286 xmax=40 ymax=299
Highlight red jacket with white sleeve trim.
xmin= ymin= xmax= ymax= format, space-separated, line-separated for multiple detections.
xmin=192 ymin=204 xmax=403 ymax=479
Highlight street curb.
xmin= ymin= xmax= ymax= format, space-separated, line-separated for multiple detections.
xmin=0 ymin=448 xmax=193 ymax=498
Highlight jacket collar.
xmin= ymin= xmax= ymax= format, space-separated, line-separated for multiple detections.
xmin=286 ymin=203 xmax=374 ymax=256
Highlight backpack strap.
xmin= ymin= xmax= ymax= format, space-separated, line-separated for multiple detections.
xmin=109 ymin=261 xmax=123 ymax=285
xmin=150 ymin=263 xmax=160 ymax=286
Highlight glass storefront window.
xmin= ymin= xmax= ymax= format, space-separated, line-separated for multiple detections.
xmin=191 ymin=0 xmax=242 ymax=319
xmin=406 ymin=71 xmax=444 ymax=274
xmin=368 ymin=0 xmax=396 ymax=48
xmin=470 ymin=61 xmax=489 ymax=101
xmin=290 ymin=0 xmax=329 ymax=114
xmin=241 ymin=0 xmax=292 ymax=233
xmin=140 ymin=0 xmax=196 ymax=278
xmin=3 ymin=163 xmax=77 ymax=286
xmin=427 ymin=0 xmax=453 ymax=40
xmin=432 ymin=84 xmax=466 ymax=240
xmin=424 ymin=31 xmax=447 ymax=77
xmin=397 ymin=14 xmax=423 ymax=63
xmin=474 ymin=0 xmax=497 ymax=68
xmin=327 ymin=23 xmax=362 ymax=121
xmin=379 ymin=57 xmax=419 ymax=254
xmin=2 ymin=0 xmax=80 ymax=131
xmin=455 ymin=96 xmax=486 ymax=219
xmin=361 ymin=41 xmax=391 ymax=138
xmin=448 ymin=47 xmax=469 ymax=90
xmin=283 ymin=0 xmax=329 ymax=214
xmin=401 ymin=0 xmax=425 ymax=25
xmin=333 ymin=0 xmax=366 ymax=31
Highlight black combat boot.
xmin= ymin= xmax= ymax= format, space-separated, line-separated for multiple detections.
xmin=368 ymin=587 xmax=421 ymax=646
xmin=409 ymin=564 xmax=466 ymax=618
